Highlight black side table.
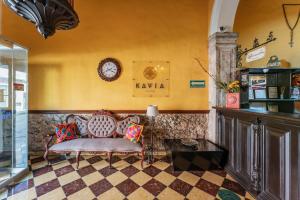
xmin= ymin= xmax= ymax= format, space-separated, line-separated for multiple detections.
xmin=164 ymin=139 xmax=228 ymax=171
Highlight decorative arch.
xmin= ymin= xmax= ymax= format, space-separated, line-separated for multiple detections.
xmin=210 ymin=0 xmax=240 ymax=35
xmin=207 ymin=0 xmax=240 ymax=142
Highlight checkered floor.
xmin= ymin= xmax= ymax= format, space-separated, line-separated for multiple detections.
xmin=0 ymin=154 xmax=255 ymax=200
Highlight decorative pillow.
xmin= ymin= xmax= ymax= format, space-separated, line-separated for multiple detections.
xmin=125 ymin=123 xmax=144 ymax=143
xmin=55 ymin=123 xmax=78 ymax=144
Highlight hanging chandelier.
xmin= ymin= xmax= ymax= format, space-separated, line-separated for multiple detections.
xmin=3 ymin=0 xmax=80 ymax=39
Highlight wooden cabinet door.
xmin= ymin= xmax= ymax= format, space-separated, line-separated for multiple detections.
xmin=235 ymin=118 xmax=253 ymax=190
xmin=216 ymin=111 xmax=233 ymax=151
xmin=258 ymin=121 xmax=300 ymax=200
xmin=223 ymin=115 xmax=235 ymax=172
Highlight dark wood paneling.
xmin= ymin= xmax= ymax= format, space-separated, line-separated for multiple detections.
xmin=216 ymin=111 xmax=224 ymax=147
xmin=261 ymin=124 xmax=288 ymax=199
xmin=215 ymin=107 xmax=300 ymax=200
xmin=259 ymin=121 xmax=299 ymax=200
xmin=224 ymin=115 xmax=235 ymax=172
xmin=29 ymin=110 xmax=210 ymax=114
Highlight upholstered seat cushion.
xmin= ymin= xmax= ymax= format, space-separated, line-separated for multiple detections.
xmin=49 ymin=138 xmax=142 ymax=152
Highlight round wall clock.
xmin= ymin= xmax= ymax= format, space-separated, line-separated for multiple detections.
xmin=98 ymin=58 xmax=121 ymax=82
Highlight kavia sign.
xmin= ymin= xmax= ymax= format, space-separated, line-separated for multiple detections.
xmin=246 ymin=46 xmax=266 ymax=63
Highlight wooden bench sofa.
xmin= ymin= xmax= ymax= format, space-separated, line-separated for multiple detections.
xmin=44 ymin=110 xmax=144 ymax=169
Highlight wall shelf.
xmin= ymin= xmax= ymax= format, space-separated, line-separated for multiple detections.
xmin=239 ymin=67 xmax=300 ymax=113
xmin=238 ymin=67 xmax=300 ymax=74
xmin=249 ymin=99 xmax=299 ymax=102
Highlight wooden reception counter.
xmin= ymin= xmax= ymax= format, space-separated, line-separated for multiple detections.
xmin=214 ymin=107 xmax=300 ymax=200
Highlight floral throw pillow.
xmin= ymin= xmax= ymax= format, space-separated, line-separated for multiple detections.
xmin=55 ymin=123 xmax=78 ymax=144
xmin=125 ymin=123 xmax=144 ymax=143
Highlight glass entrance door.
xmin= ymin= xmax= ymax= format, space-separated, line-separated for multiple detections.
xmin=12 ymin=44 xmax=28 ymax=169
xmin=0 ymin=37 xmax=28 ymax=187
xmin=0 ymin=41 xmax=13 ymax=183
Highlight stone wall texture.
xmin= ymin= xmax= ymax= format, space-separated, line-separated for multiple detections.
xmin=29 ymin=113 xmax=208 ymax=152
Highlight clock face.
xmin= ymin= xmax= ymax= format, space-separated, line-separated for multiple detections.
xmin=102 ymin=62 xmax=118 ymax=78
xmin=98 ymin=58 xmax=121 ymax=81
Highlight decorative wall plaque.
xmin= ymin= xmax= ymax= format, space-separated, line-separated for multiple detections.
xmin=246 ymin=46 xmax=266 ymax=63
xmin=237 ymin=32 xmax=276 ymax=68
xmin=132 ymin=61 xmax=170 ymax=97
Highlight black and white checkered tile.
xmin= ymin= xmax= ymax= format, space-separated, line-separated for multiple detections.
xmin=0 ymin=154 xmax=255 ymax=200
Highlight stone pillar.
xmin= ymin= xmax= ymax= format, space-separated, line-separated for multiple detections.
xmin=208 ymin=32 xmax=238 ymax=143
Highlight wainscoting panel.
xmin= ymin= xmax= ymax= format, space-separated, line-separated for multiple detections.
xmin=28 ymin=112 xmax=208 ymax=152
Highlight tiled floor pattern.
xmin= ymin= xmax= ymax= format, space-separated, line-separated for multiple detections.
xmin=0 ymin=155 xmax=255 ymax=200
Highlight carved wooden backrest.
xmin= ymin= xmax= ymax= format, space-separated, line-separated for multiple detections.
xmin=66 ymin=110 xmax=140 ymax=138
xmin=87 ymin=111 xmax=117 ymax=138
xmin=116 ymin=116 xmax=140 ymax=136
xmin=66 ymin=114 xmax=89 ymax=136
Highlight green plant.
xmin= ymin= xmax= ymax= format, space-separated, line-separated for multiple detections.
xmin=194 ymin=58 xmax=240 ymax=93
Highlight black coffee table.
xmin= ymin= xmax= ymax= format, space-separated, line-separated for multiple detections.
xmin=164 ymin=139 xmax=228 ymax=171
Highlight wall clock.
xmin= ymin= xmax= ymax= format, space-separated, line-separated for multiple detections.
xmin=98 ymin=58 xmax=121 ymax=82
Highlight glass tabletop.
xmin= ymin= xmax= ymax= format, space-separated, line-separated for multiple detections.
xmin=164 ymin=139 xmax=222 ymax=152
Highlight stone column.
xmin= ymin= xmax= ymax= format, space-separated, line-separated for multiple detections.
xmin=208 ymin=32 xmax=238 ymax=143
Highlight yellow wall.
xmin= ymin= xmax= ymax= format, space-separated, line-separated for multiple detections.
xmin=208 ymin=0 xmax=214 ymax=33
xmin=234 ymin=0 xmax=300 ymax=67
xmin=2 ymin=0 xmax=209 ymax=110
xmin=0 ymin=1 xmax=2 ymax=34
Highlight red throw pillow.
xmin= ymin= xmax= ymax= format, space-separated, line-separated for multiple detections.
xmin=55 ymin=123 xmax=78 ymax=144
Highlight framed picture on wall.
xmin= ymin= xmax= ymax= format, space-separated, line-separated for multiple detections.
xmin=268 ymin=86 xmax=278 ymax=99
xmin=292 ymin=74 xmax=300 ymax=87
xmin=291 ymin=87 xmax=300 ymax=99
xmin=250 ymin=75 xmax=266 ymax=89
xmin=254 ymin=89 xmax=267 ymax=99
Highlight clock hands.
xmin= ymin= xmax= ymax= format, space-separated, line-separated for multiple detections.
xmin=105 ymin=67 xmax=117 ymax=73
xmin=98 ymin=58 xmax=121 ymax=81
xmin=104 ymin=68 xmax=117 ymax=78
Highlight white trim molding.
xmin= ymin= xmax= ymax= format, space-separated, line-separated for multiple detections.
xmin=210 ymin=0 xmax=239 ymax=35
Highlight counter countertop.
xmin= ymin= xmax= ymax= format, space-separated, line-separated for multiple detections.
xmin=213 ymin=106 xmax=300 ymax=124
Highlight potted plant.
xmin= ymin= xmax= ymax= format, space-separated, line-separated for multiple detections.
xmin=225 ymin=81 xmax=240 ymax=109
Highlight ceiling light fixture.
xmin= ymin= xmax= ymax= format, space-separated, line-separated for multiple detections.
xmin=4 ymin=0 xmax=80 ymax=39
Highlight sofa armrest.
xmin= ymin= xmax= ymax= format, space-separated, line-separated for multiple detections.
xmin=44 ymin=124 xmax=57 ymax=150
xmin=44 ymin=132 xmax=55 ymax=164
xmin=46 ymin=133 xmax=56 ymax=137
xmin=44 ymin=134 xmax=55 ymax=150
